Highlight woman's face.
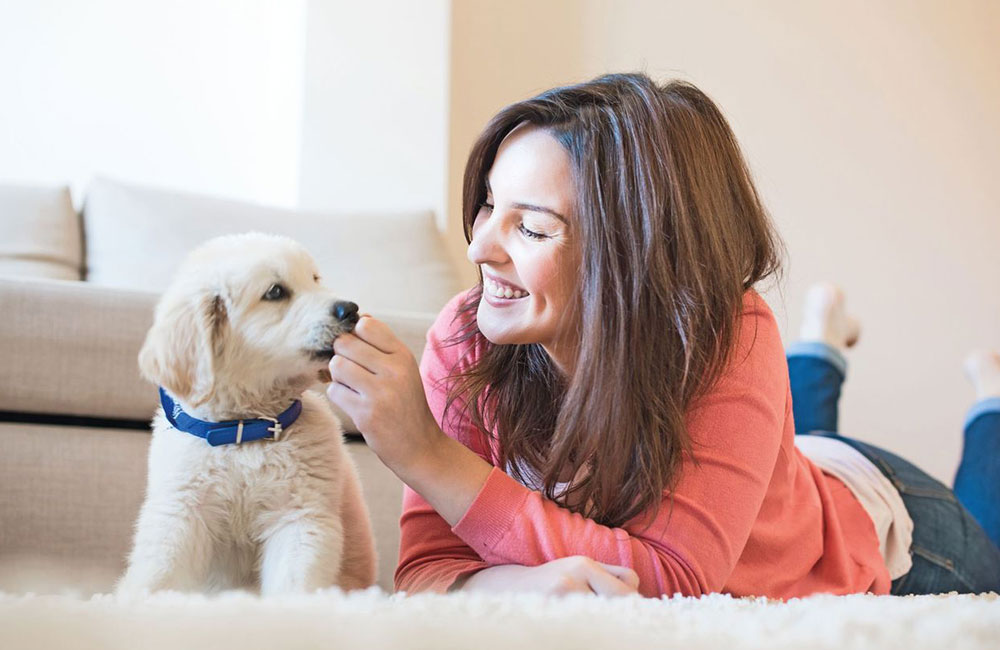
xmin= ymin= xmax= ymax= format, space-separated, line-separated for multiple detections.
xmin=467 ymin=124 xmax=580 ymax=371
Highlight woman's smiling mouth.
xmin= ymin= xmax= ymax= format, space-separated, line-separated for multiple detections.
xmin=483 ymin=274 xmax=530 ymax=300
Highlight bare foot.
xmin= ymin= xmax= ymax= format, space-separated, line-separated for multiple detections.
xmin=799 ymin=283 xmax=861 ymax=350
xmin=963 ymin=350 xmax=1000 ymax=401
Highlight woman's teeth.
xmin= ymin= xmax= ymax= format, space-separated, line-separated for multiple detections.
xmin=484 ymin=277 xmax=528 ymax=299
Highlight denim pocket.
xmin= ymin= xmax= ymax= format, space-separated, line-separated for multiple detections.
xmin=893 ymin=546 xmax=972 ymax=595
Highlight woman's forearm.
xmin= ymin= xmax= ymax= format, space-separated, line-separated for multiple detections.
xmin=392 ymin=428 xmax=494 ymax=527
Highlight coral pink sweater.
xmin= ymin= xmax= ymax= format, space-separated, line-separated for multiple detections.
xmin=395 ymin=290 xmax=890 ymax=598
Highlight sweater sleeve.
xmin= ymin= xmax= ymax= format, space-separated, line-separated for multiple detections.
xmin=448 ymin=292 xmax=790 ymax=597
xmin=393 ymin=487 xmax=489 ymax=593
xmin=394 ymin=291 xmax=492 ymax=593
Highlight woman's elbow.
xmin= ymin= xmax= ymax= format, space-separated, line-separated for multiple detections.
xmin=644 ymin=550 xmax=718 ymax=598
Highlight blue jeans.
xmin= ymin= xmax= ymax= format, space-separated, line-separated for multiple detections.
xmin=786 ymin=342 xmax=1000 ymax=595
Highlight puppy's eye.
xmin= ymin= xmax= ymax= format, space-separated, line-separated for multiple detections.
xmin=262 ymin=283 xmax=289 ymax=301
xmin=313 ymin=273 xmax=320 ymax=283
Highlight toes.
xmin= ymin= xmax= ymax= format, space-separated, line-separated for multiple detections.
xmin=803 ymin=283 xmax=842 ymax=312
xmin=844 ymin=316 xmax=862 ymax=348
xmin=800 ymin=282 xmax=859 ymax=350
xmin=963 ymin=349 xmax=1000 ymax=380
xmin=963 ymin=349 xmax=1000 ymax=400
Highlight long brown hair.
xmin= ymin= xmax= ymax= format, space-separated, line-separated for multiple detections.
xmin=446 ymin=73 xmax=783 ymax=529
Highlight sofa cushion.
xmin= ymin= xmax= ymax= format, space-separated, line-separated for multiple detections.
xmin=0 ymin=277 xmax=158 ymax=422
xmin=83 ymin=178 xmax=463 ymax=314
xmin=0 ymin=184 xmax=82 ymax=281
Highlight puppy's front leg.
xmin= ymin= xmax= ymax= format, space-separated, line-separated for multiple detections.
xmin=116 ymin=496 xmax=214 ymax=594
xmin=258 ymin=513 xmax=344 ymax=595
xmin=334 ymin=464 xmax=377 ymax=590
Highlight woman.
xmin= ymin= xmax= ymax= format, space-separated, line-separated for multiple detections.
xmin=326 ymin=73 xmax=1000 ymax=597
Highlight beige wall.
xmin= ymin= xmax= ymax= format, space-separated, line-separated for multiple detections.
xmin=446 ymin=0 xmax=1000 ymax=482
xmin=298 ymin=0 xmax=450 ymax=219
xmin=0 ymin=0 xmax=307 ymax=208
xmin=445 ymin=0 xmax=591 ymax=278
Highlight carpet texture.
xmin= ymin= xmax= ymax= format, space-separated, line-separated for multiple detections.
xmin=1 ymin=589 xmax=997 ymax=650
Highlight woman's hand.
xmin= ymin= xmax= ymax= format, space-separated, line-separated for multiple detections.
xmin=326 ymin=315 xmax=443 ymax=473
xmin=326 ymin=314 xmax=492 ymax=525
xmin=459 ymin=557 xmax=640 ymax=597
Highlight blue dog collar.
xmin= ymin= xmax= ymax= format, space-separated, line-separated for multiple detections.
xmin=159 ymin=387 xmax=302 ymax=446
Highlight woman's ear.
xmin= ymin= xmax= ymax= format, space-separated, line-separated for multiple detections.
xmin=138 ymin=290 xmax=228 ymax=406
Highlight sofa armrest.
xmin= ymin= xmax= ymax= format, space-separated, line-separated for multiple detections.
xmin=0 ymin=277 xmax=159 ymax=422
xmin=0 ymin=276 xmax=437 ymax=432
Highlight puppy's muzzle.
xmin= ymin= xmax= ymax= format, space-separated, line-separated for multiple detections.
xmin=310 ymin=301 xmax=359 ymax=372
xmin=332 ymin=300 xmax=360 ymax=330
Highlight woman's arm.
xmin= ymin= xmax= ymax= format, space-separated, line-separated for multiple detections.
xmin=334 ymin=292 xmax=788 ymax=597
xmin=394 ymin=484 xmax=489 ymax=593
xmin=327 ymin=329 xmax=495 ymax=589
xmin=402 ymin=295 xmax=789 ymax=597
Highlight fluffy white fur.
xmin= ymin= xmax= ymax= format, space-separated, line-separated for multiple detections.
xmin=117 ymin=233 xmax=376 ymax=596
xmin=2 ymin=591 xmax=998 ymax=650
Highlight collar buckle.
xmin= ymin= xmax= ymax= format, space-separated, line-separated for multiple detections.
xmin=263 ymin=417 xmax=282 ymax=442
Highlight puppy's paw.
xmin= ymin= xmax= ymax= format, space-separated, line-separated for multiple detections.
xmin=113 ymin=577 xmax=154 ymax=599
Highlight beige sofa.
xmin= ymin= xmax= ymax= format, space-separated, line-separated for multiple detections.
xmin=0 ymin=179 xmax=464 ymax=594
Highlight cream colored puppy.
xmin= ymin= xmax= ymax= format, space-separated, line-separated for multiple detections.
xmin=117 ymin=233 xmax=376 ymax=595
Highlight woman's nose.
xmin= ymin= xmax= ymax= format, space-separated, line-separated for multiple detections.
xmin=467 ymin=214 xmax=506 ymax=266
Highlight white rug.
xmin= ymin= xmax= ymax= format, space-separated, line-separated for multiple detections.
xmin=1 ymin=588 xmax=997 ymax=650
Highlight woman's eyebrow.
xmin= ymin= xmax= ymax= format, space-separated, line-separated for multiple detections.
xmin=510 ymin=202 xmax=568 ymax=224
xmin=485 ymin=178 xmax=568 ymax=224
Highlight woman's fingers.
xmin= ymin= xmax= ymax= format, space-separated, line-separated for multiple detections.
xmin=326 ymin=379 xmax=362 ymax=408
xmin=555 ymin=576 xmax=592 ymax=595
xmin=328 ymin=353 xmax=373 ymax=393
xmin=584 ymin=564 xmax=638 ymax=597
xmin=596 ymin=562 xmax=640 ymax=590
xmin=465 ymin=559 xmax=638 ymax=598
xmin=332 ymin=333 xmax=380 ymax=375
xmin=352 ymin=316 xmax=400 ymax=354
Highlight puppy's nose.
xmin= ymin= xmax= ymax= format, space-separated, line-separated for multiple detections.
xmin=332 ymin=300 xmax=359 ymax=323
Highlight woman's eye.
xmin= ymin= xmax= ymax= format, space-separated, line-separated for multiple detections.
xmin=479 ymin=201 xmax=494 ymax=213
xmin=518 ymin=223 xmax=547 ymax=240
xmin=262 ymin=283 xmax=289 ymax=301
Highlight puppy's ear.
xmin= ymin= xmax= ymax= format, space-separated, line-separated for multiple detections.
xmin=139 ymin=291 xmax=228 ymax=406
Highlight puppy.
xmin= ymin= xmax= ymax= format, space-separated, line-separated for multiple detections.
xmin=117 ymin=232 xmax=376 ymax=595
